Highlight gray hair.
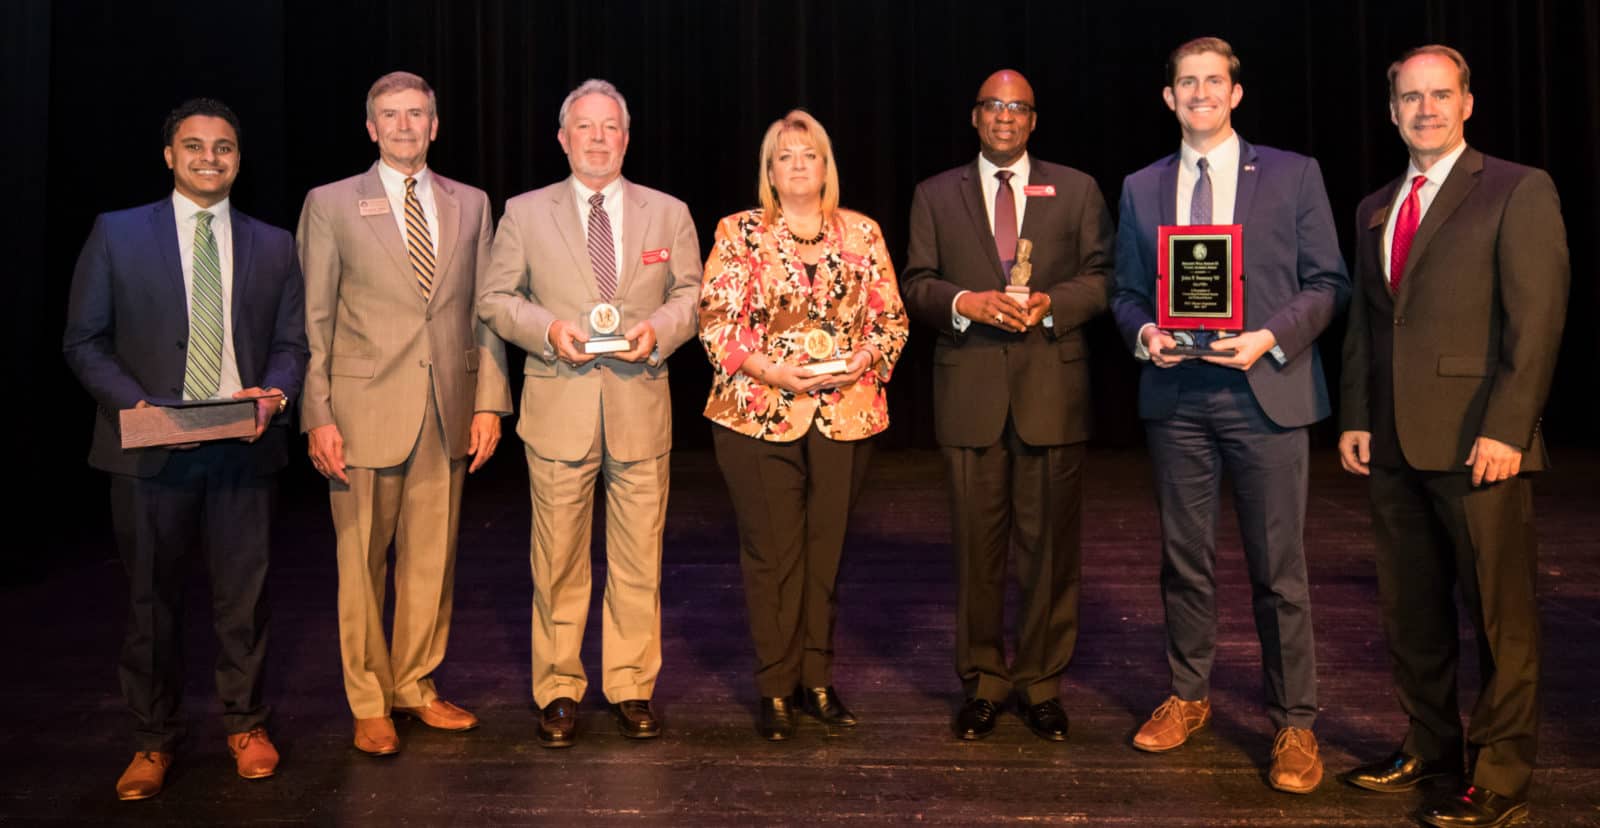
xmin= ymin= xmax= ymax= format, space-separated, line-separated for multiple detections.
xmin=558 ymin=78 xmax=631 ymax=131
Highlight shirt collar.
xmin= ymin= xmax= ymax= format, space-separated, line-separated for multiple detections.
xmin=378 ymin=160 xmax=430 ymax=193
xmin=977 ymin=152 xmax=1031 ymax=184
xmin=572 ymin=175 xmax=625 ymax=206
xmin=1405 ymin=141 xmax=1468 ymax=188
xmin=1180 ymin=131 xmax=1240 ymax=175
xmin=172 ymin=191 xmax=230 ymax=224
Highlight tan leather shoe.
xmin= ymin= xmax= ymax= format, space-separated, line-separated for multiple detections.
xmin=1269 ymin=727 xmax=1324 ymax=794
xmin=115 ymin=751 xmax=173 ymax=800
xmin=394 ymin=698 xmax=479 ymax=732
xmin=226 ymin=726 xmax=280 ymax=779
xmin=1132 ymin=695 xmax=1211 ymax=752
xmin=353 ymin=716 xmax=400 ymax=756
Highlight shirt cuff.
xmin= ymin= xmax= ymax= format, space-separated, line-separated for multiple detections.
xmin=1133 ymin=323 xmax=1157 ymax=361
xmin=1268 ymin=344 xmax=1287 ymax=365
xmin=951 ymin=290 xmax=972 ymax=333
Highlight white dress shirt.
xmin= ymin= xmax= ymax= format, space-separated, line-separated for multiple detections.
xmin=172 ymin=191 xmax=241 ymax=398
xmin=377 ymin=161 xmax=439 ymax=259
xmin=1382 ymin=141 xmax=1467 ymax=279
xmin=1177 ymin=131 xmax=1240 ymax=225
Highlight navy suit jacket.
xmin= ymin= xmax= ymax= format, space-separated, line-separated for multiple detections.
xmin=64 ymin=198 xmax=309 ymax=477
xmin=1110 ymin=139 xmax=1349 ymax=428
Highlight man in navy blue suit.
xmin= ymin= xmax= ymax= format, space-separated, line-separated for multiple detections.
xmin=63 ymin=98 xmax=308 ymax=801
xmin=1110 ymin=38 xmax=1348 ymax=793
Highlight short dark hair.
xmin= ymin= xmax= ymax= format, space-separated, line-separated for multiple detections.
xmin=1387 ymin=45 xmax=1471 ymax=100
xmin=1167 ymin=37 xmax=1241 ymax=86
xmin=162 ymin=98 xmax=242 ymax=148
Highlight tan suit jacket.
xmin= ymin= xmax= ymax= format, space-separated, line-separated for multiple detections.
xmin=478 ymin=177 xmax=702 ymax=463
xmin=298 ymin=163 xmax=512 ymax=465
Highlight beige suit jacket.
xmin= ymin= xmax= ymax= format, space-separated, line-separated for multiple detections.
xmin=478 ymin=177 xmax=702 ymax=463
xmin=298 ymin=163 xmax=512 ymax=468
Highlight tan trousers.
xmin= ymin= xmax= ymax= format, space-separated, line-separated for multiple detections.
xmin=331 ymin=388 xmax=465 ymax=718
xmin=525 ymin=434 xmax=668 ymax=707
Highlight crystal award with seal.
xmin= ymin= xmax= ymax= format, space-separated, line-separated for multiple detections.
xmin=583 ymin=301 xmax=631 ymax=354
xmin=1156 ymin=224 xmax=1245 ymax=356
xmin=800 ymin=325 xmax=849 ymax=376
xmin=1005 ymin=238 xmax=1033 ymax=307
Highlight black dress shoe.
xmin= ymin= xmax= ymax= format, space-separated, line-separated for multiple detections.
xmin=758 ymin=696 xmax=796 ymax=741
xmin=1418 ymin=784 xmax=1528 ymax=827
xmin=1342 ymin=750 xmax=1461 ymax=792
xmin=611 ymin=699 xmax=661 ymax=739
xmin=796 ymin=686 xmax=858 ymax=727
xmin=955 ymin=698 xmax=999 ymax=740
xmin=1020 ymin=697 xmax=1069 ymax=742
xmin=537 ymin=697 xmax=578 ymax=748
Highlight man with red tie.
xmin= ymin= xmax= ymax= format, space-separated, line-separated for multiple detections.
xmin=902 ymin=69 xmax=1113 ymax=743
xmin=1339 ymin=45 xmax=1568 ymax=828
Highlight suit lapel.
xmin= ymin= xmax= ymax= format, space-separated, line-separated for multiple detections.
xmin=430 ymin=176 xmax=460 ymax=303
xmin=1158 ymin=155 xmax=1178 ymax=227
xmin=1017 ymin=163 xmax=1049 ymax=243
xmin=958 ymin=161 xmax=1006 ymax=285
xmin=356 ymin=164 xmax=415 ymax=285
xmin=1233 ymin=139 xmax=1260 ymax=226
xmin=616 ymin=180 xmax=651 ymax=298
xmin=149 ymin=200 xmax=186 ymax=314
xmin=1397 ymin=148 xmax=1482 ymax=309
xmin=1363 ymin=177 xmax=1402 ymax=303
xmin=230 ymin=210 xmax=254 ymax=337
xmin=551 ymin=179 xmax=600 ymax=300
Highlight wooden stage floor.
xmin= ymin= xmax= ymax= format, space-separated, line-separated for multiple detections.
xmin=4 ymin=447 xmax=1597 ymax=825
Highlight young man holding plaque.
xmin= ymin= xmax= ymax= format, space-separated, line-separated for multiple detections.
xmin=1109 ymin=37 xmax=1348 ymax=793
xmin=478 ymin=79 xmax=702 ymax=746
xmin=63 ymin=98 xmax=308 ymax=799
xmin=298 ymin=71 xmax=512 ymax=755
xmin=1339 ymin=46 xmax=1568 ymax=828
xmin=902 ymin=69 xmax=1114 ymax=743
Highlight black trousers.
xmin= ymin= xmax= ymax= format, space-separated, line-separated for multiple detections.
xmin=109 ymin=442 xmax=275 ymax=752
xmin=712 ymin=424 xmax=873 ymax=698
xmin=943 ymin=419 xmax=1084 ymax=705
xmin=1368 ymin=463 xmax=1540 ymax=799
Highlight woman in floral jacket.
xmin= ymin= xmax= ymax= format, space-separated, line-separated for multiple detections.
xmin=698 ymin=110 xmax=908 ymax=741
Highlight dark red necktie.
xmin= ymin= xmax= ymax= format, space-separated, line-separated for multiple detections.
xmin=1388 ymin=175 xmax=1427 ymax=292
xmin=993 ymin=170 xmax=1018 ymax=271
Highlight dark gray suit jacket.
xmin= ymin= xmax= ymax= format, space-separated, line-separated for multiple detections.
xmin=901 ymin=157 xmax=1113 ymax=448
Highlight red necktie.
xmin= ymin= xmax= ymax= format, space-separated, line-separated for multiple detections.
xmin=993 ymin=170 xmax=1018 ymax=271
xmin=1388 ymin=175 xmax=1427 ymax=292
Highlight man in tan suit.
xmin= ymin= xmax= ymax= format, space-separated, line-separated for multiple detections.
xmin=298 ymin=71 xmax=511 ymax=756
xmin=479 ymin=78 xmax=701 ymax=747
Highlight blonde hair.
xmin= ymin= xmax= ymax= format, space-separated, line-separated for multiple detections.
xmin=757 ymin=110 xmax=840 ymax=228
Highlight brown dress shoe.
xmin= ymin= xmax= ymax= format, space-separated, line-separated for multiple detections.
xmin=1132 ymin=696 xmax=1211 ymax=752
xmin=394 ymin=699 xmax=479 ymax=732
xmin=353 ymin=716 xmax=401 ymax=756
xmin=1269 ymin=727 xmax=1324 ymax=794
xmin=115 ymin=751 xmax=173 ymax=801
xmin=226 ymin=727 xmax=280 ymax=779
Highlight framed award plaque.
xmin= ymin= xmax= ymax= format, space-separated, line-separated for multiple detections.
xmin=1156 ymin=224 xmax=1244 ymax=332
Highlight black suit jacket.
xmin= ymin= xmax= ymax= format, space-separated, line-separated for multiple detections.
xmin=1340 ymin=148 xmax=1568 ymax=471
xmin=902 ymin=158 xmax=1113 ymax=447
xmin=63 ymin=198 xmax=309 ymax=477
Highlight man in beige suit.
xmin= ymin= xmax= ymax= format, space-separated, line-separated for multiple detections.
xmin=298 ymin=71 xmax=512 ymax=756
xmin=479 ymin=78 xmax=701 ymax=747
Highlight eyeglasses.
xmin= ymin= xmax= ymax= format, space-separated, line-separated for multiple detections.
xmin=975 ymin=98 xmax=1035 ymax=116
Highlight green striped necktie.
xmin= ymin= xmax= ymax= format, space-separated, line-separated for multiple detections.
xmin=182 ymin=210 xmax=224 ymax=400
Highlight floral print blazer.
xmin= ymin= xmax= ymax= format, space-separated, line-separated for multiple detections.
xmin=699 ymin=208 xmax=909 ymax=442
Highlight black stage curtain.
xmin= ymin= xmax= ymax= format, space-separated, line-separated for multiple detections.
xmin=12 ymin=0 xmax=1598 ymax=572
